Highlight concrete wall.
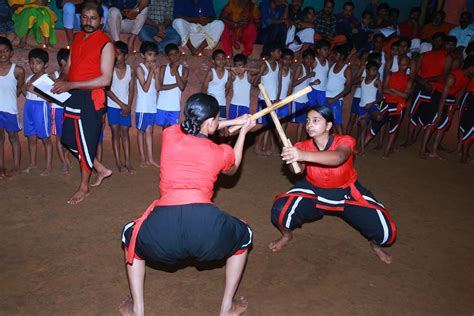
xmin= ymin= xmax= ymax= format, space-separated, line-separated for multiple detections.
xmin=213 ymin=0 xmax=422 ymax=21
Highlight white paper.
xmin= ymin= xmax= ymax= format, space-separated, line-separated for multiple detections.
xmin=32 ymin=74 xmax=71 ymax=104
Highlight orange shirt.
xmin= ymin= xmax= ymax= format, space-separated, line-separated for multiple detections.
xmin=68 ymin=30 xmax=110 ymax=82
xmin=433 ymin=68 xmax=470 ymax=95
xmin=158 ymin=125 xmax=235 ymax=206
xmin=385 ymin=71 xmax=410 ymax=107
xmin=418 ymin=49 xmax=447 ymax=79
xmin=295 ymin=135 xmax=357 ymax=189
xmin=420 ymin=22 xmax=454 ymax=40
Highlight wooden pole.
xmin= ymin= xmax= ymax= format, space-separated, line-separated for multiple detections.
xmin=228 ymin=86 xmax=312 ymax=134
xmin=258 ymin=84 xmax=301 ymax=174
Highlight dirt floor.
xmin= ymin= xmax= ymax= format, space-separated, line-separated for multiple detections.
xmin=1 ymin=42 xmax=474 ymax=315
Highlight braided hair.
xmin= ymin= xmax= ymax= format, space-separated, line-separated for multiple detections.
xmin=181 ymin=93 xmax=219 ymax=136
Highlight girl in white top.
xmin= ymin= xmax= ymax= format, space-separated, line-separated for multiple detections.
xmin=0 ymin=53 xmax=25 ymax=178
xmin=325 ymin=45 xmax=352 ymax=135
xmin=202 ymin=50 xmax=230 ymax=121
xmin=135 ymin=44 xmax=160 ymax=169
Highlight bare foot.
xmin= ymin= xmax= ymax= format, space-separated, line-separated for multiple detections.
xmin=139 ymin=161 xmax=147 ymax=168
xmin=220 ymin=296 xmax=248 ymax=316
xmin=61 ymin=163 xmax=70 ymax=175
xmin=400 ymin=141 xmax=410 ymax=148
xmin=429 ymin=152 xmax=445 ymax=160
xmin=126 ymin=165 xmax=136 ymax=174
xmin=382 ymin=154 xmax=390 ymax=159
xmin=370 ymin=242 xmax=392 ymax=264
xmin=22 ymin=164 xmax=37 ymax=174
xmin=119 ymin=296 xmax=133 ymax=316
xmin=66 ymin=188 xmax=89 ymax=205
xmin=40 ymin=168 xmax=51 ymax=176
xmin=269 ymin=234 xmax=293 ymax=252
xmin=118 ymin=165 xmax=128 ymax=173
xmin=146 ymin=160 xmax=160 ymax=169
xmin=419 ymin=151 xmax=428 ymax=160
xmin=90 ymin=168 xmax=113 ymax=187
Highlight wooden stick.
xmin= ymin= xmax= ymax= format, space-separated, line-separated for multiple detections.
xmin=259 ymin=84 xmax=302 ymax=174
xmin=228 ymin=86 xmax=311 ymax=133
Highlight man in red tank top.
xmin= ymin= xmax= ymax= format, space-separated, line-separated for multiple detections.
xmin=52 ymin=2 xmax=115 ymax=204
xmin=403 ymin=32 xmax=453 ymax=147
xmin=422 ymin=56 xmax=474 ymax=160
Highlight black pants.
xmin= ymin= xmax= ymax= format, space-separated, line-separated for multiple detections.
xmin=271 ymin=179 xmax=397 ymax=246
xmin=61 ymin=90 xmax=104 ymax=173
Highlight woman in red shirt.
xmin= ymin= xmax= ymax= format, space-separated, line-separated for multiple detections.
xmin=120 ymin=94 xmax=255 ymax=316
xmin=270 ymin=106 xmax=397 ymax=264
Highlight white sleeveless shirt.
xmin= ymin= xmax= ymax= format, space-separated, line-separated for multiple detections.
xmin=157 ymin=64 xmax=183 ymax=111
xmin=259 ymin=60 xmax=279 ymax=101
xmin=108 ymin=65 xmax=131 ymax=109
xmin=360 ymin=77 xmax=378 ymax=107
xmin=354 ymin=68 xmax=366 ymax=98
xmin=326 ymin=64 xmax=348 ymax=99
xmin=231 ymin=71 xmax=251 ymax=107
xmin=279 ymin=68 xmax=292 ymax=99
xmin=293 ymin=65 xmax=310 ymax=103
xmin=136 ymin=63 xmax=157 ymax=113
xmin=0 ymin=63 xmax=18 ymax=114
xmin=26 ymin=74 xmax=47 ymax=102
xmin=207 ymin=68 xmax=228 ymax=106
xmin=311 ymin=57 xmax=329 ymax=90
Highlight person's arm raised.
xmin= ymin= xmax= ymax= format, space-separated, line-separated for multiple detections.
xmin=222 ymin=117 xmax=256 ymax=176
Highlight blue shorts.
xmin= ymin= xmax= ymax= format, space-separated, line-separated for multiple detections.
xmin=51 ymin=107 xmax=64 ymax=137
xmin=358 ymin=104 xmax=379 ymax=117
xmin=135 ymin=112 xmax=156 ymax=132
xmin=291 ymin=101 xmax=308 ymax=123
xmin=327 ymin=99 xmax=343 ymax=125
xmin=23 ymin=99 xmax=51 ymax=138
xmin=219 ymin=105 xmax=227 ymax=120
xmin=350 ymin=97 xmax=361 ymax=114
xmin=228 ymin=104 xmax=250 ymax=120
xmin=276 ymin=104 xmax=290 ymax=119
xmin=308 ymin=89 xmax=326 ymax=107
xmin=108 ymin=107 xmax=131 ymax=127
xmin=156 ymin=109 xmax=180 ymax=127
xmin=256 ymin=99 xmax=271 ymax=126
xmin=0 ymin=111 xmax=21 ymax=133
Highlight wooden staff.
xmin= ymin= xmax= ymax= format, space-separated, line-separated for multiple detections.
xmin=258 ymin=84 xmax=301 ymax=174
xmin=228 ymin=86 xmax=311 ymax=134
